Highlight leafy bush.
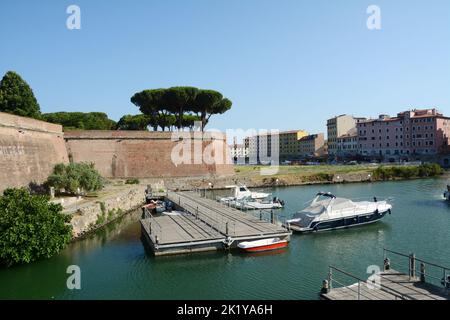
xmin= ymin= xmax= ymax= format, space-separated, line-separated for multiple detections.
xmin=372 ymin=163 xmax=443 ymax=180
xmin=0 ymin=188 xmax=72 ymax=266
xmin=125 ymin=178 xmax=140 ymax=185
xmin=42 ymin=112 xmax=116 ymax=130
xmin=46 ymin=162 xmax=104 ymax=195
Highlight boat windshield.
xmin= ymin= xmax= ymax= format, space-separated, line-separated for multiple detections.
xmin=311 ymin=192 xmax=335 ymax=207
xmin=291 ymin=211 xmax=317 ymax=227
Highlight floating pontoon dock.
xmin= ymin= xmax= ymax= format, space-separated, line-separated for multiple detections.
xmin=140 ymin=191 xmax=291 ymax=256
xmin=321 ymin=248 xmax=450 ymax=300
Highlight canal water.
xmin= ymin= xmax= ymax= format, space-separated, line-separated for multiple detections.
xmin=1 ymin=178 xmax=450 ymax=300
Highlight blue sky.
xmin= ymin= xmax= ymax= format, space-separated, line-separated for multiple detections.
xmin=1 ymin=0 xmax=449 ymax=137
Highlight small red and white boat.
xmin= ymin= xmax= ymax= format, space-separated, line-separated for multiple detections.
xmin=237 ymin=237 xmax=288 ymax=253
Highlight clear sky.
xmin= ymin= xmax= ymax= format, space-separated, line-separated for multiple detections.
xmin=1 ymin=0 xmax=449 ymax=138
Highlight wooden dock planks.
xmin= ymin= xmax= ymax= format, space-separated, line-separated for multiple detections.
xmin=322 ymin=269 xmax=449 ymax=300
xmin=167 ymin=191 xmax=287 ymax=238
xmin=140 ymin=191 xmax=291 ymax=255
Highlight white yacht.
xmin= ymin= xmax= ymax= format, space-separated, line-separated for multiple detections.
xmin=285 ymin=192 xmax=392 ymax=233
xmin=218 ymin=185 xmax=284 ymax=210
xmin=224 ymin=185 xmax=270 ymax=200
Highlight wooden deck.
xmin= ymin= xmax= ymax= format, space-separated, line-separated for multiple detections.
xmin=322 ymin=269 xmax=450 ymax=300
xmin=141 ymin=191 xmax=291 ymax=255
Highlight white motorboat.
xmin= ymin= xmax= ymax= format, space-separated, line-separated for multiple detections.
xmin=237 ymin=237 xmax=288 ymax=252
xmin=285 ymin=192 xmax=392 ymax=233
xmin=224 ymin=185 xmax=270 ymax=200
xmin=218 ymin=185 xmax=284 ymax=210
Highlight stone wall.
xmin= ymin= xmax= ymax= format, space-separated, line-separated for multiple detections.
xmin=0 ymin=114 xmax=234 ymax=193
xmin=68 ymin=185 xmax=147 ymax=238
xmin=0 ymin=112 xmax=69 ymax=192
xmin=64 ymin=130 xmax=234 ymax=178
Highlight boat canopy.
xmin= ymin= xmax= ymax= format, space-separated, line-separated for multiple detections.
xmin=292 ymin=197 xmax=356 ymax=220
xmin=316 ymin=192 xmax=336 ymax=199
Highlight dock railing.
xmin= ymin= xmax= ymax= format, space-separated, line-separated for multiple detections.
xmin=215 ymin=196 xmax=286 ymax=227
xmin=180 ymin=200 xmax=237 ymax=237
xmin=383 ymin=248 xmax=450 ymax=291
xmin=325 ymin=266 xmax=406 ymax=300
xmin=142 ymin=206 xmax=164 ymax=244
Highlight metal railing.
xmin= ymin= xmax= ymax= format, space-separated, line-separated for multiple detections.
xmin=142 ymin=206 xmax=164 ymax=244
xmin=180 ymin=200 xmax=237 ymax=237
xmin=326 ymin=266 xmax=406 ymax=300
xmin=215 ymin=196 xmax=286 ymax=226
xmin=383 ymin=248 xmax=450 ymax=290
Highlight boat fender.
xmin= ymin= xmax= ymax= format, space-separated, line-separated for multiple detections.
xmin=374 ymin=209 xmax=379 ymax=215
xmin=388 ymin=209 xmax=391 ymax=215
xmin=313 ymin=225 xmax=319 ymax=232
xmin=223 ymin=236 xmax=234 ymax=249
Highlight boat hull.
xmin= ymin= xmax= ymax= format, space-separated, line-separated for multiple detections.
xmin=288 ymin=209 xmax=389 ymax=233
xmin=240 ymin=241 xmax=288 ymax=253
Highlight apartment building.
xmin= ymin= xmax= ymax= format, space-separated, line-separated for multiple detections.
xmin=335 ymin=129 xmax=359 ymax=157
xmin=357 ymin=109 xmax=450 ymax=158
xmin=229 ymin=143 xmax=249 ymax=164
xmin=327 ymin=115 xmax=365 ymax=156
xmin=245 ymin=130 xmax=309 ymax=164
xmin=279 ymin=130 xmax=308 ymax=161
xmin=298 ymin=133 xmax=326 ymax=157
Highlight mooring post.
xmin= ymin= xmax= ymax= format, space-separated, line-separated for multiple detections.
xmin=155 ymin=235 xmax=159 ymax=244
xmin=384 ymin=257 xmax=391 ymax=271
xmin=196 ymin=206 xmax=199 ymax=220
xmin=357 ymin=281 xmax=361 ymax=300
xmin=328 ymin=268 xmax=333 ymax=290
xmin=149 ymin=222 xmax=152 ymax=234
xmin=420 ymin=262 xmax=426 ymax=283
xmin=259 ymin=211 xmax=262 ymax=220
xmin=409 ymin=253 xmax=416 ymax=279
xmin=141 ymin=206 xmax=145 ymax=219
xmin=270 ymin=210 xmax=274 ymax=224
xmin=321 ymin=279 xmax=329 ymax=294
xmin=226 ymin=222 xmax=229 ymax=235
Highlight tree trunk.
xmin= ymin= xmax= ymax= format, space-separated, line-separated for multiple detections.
xmin=201 ymin=111 xmax=207 ymax=131
xmin=178 ymin=107 xmax=183 ymax=129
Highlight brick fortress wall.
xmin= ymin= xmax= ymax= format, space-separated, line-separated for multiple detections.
xmin=0 ymin=112 xmax=69 ymax=192
xmin=64 ymin=130 xmax=234 ymax=178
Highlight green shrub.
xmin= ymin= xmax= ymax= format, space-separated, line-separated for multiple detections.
xmin=125 ymin=178 xmax=140 ymax=185
xmin=372 ymin=163 xmax=443 ymax=180
xmin=96 ymin=213 xmax=106 ymax=225
xmin=46 ymin=162 xmax=104 ymax=195
xmin=0 ymin=188 xmax=72 ymax=266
